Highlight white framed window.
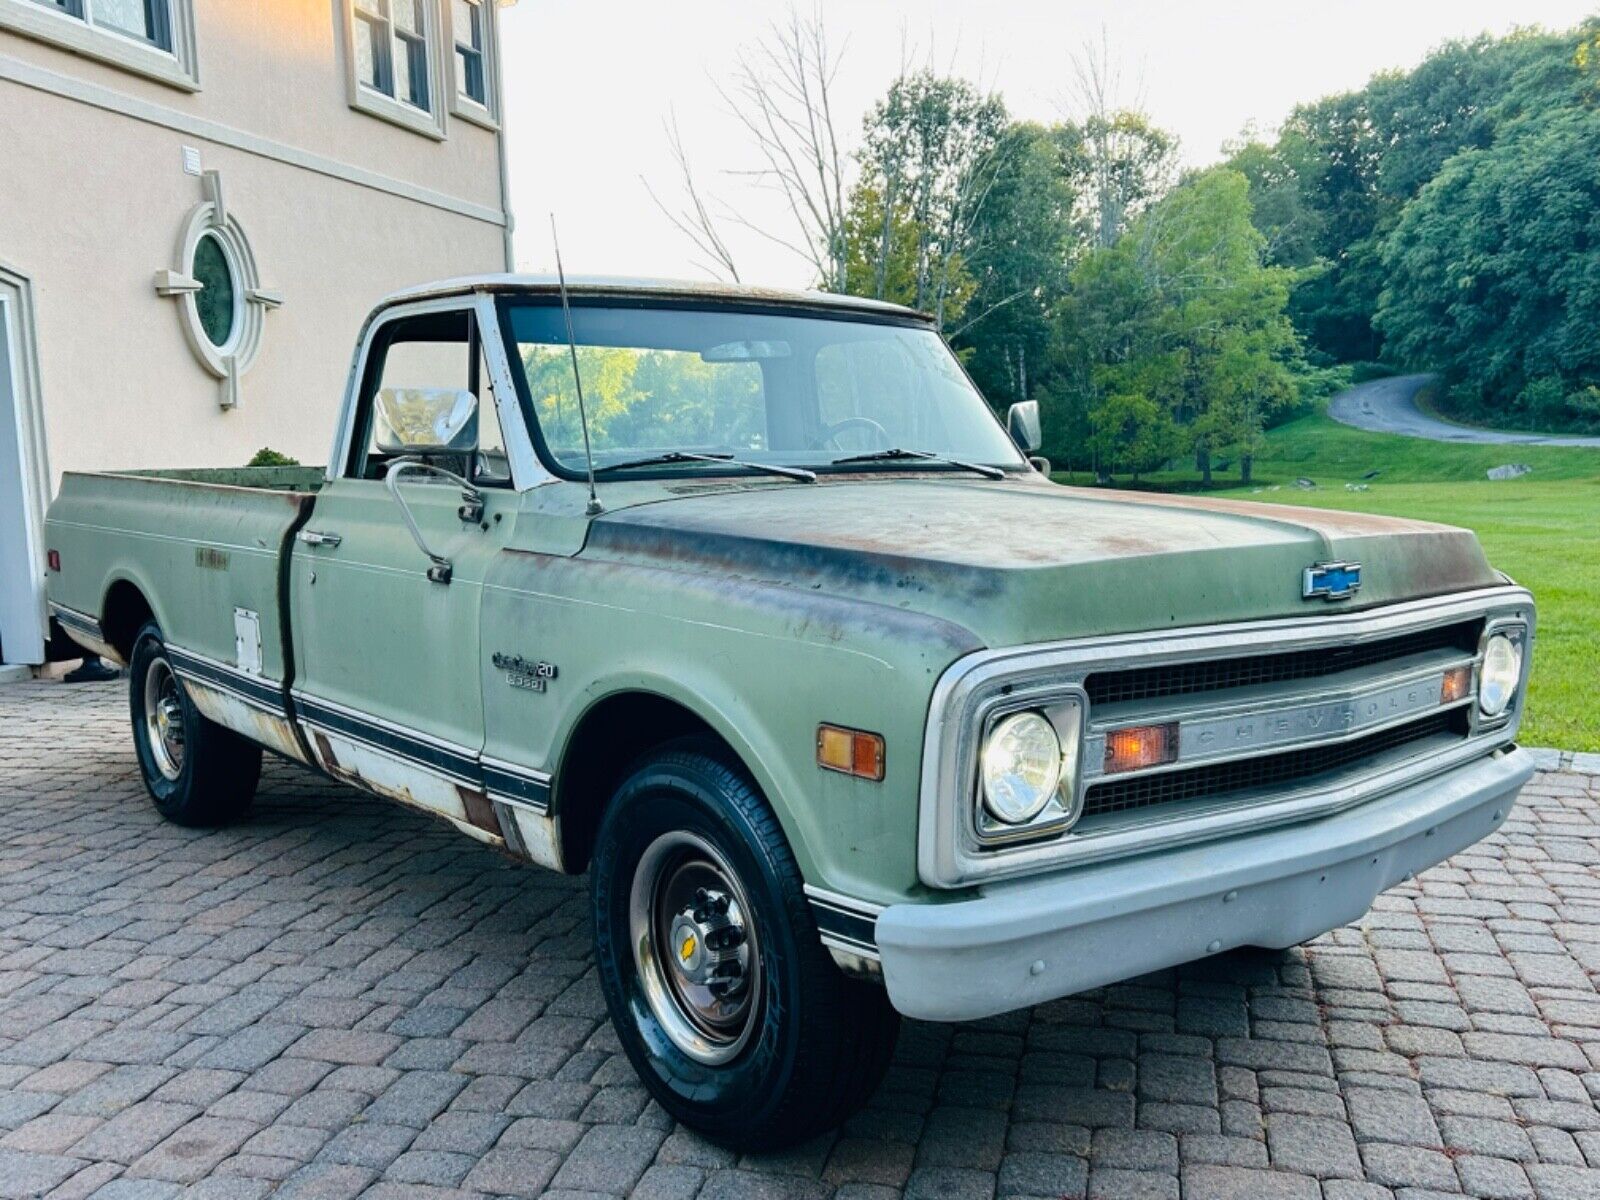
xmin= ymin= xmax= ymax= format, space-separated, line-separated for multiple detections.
xmin=154 ymin=171 xmax=281 ymax=410
xmin=341 ymin=0 xmax=446 ymax=140
xmin=445 ymin=0 xmax=498 ymax=127
xmin=0 ymin=0 xmax=200 ymax=90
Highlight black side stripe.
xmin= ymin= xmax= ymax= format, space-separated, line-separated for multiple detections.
xmin=295 ymin=697 xmax=480 ymax=785
xmin=166 ymin=647 xmax=286 ymax=713
xmin=294 ymin=695 xmax=552 ymax=811
xmin=809 ymin=898 xmax=879 ymax=954
xmin=51 ymin=605 xmax=103 ymax=639
xmin=481 ymin=762 xmax=553 ymax=810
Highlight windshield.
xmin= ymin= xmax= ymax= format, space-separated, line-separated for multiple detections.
xmin=498 ymin=300 xmax=1025 ymax=476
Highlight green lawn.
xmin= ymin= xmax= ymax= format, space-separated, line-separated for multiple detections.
xmin=1055 ymin=405 xmax=1600 ymax=751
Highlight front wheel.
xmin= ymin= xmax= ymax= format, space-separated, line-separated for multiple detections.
xmin=129 ymin=622 xmax=261 ymax=826
xmin=591 ymin=741 xmax=898 ymax=1149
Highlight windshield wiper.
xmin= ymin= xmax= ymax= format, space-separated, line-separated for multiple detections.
xmin=829 ymin=447 xmax=1006 ymax=480
xmin=593 ymin=451 xmax=815 ymax=483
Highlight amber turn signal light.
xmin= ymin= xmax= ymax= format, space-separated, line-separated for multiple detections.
xmin=1440 ymin=665 xmax=1472 ymax=705
xmin=817 ymin=724 xmax=885 ymax=781
xmin=1103 ymin=722 xmax=1178 ymax=774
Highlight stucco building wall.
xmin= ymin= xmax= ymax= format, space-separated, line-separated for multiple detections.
xmin=2 ymin=86 xmax=507 ymax=472
xmin=0 ymin=0 xmax=513 ymax=664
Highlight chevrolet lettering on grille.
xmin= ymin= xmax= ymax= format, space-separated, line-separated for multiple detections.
xmin=1181 ymin=674 xmax=1446 ymax=761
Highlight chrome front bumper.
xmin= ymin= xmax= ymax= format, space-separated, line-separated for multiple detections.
xmin=875 ymin=746 xmax=1533 ymax=1022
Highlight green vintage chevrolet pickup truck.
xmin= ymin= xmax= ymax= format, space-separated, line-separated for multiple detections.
xmin=46 ymin=276 xmax=1535 ymax=1146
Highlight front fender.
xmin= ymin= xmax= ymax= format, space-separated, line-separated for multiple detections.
xmin=479 ymin=549 xmax=981 ymax=904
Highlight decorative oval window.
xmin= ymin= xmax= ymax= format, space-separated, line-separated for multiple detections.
xmin=157 ymin=174 xmax=280 ymax=408
xmin=192 ymin=233 xmax=237 ymax=349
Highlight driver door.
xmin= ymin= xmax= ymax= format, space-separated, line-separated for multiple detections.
xmin=289 ymin=304 xmax=517 ymax=832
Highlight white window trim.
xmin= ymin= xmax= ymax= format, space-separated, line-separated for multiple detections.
xmin=442 ymin=0 xmax=498 ymax=130
xmin=0 ymin=0 xmax=199 ymax=91
xmin=339 ymin=0 xmax=447 ymax=141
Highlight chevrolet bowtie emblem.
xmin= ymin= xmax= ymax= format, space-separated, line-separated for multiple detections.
xmin=1303 ymin=561 xmax=1361 ymax=601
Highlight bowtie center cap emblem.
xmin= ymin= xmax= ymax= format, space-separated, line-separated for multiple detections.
xmin=1304 ymin=561 xmax=1361 ymax=601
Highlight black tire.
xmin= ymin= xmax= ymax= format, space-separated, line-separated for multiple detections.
xmin=591 ymin=739 xmax=899 ymax=1149
xmin=129 ymin=621 xmax=261 ymax=827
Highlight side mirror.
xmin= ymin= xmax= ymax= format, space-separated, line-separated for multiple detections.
xmin=374 ymin=387 xmax=479 ymax=456
xmin=1006 ymin=400 xmax=1042 ymax=453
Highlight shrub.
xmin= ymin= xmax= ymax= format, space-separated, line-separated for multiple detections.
xmin=246 ymin=447 xmax=300 ymax=467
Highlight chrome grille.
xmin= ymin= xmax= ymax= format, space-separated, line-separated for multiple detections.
xmin=1084 ymin=619 xmax=1483 ymax=706
xmin=919 ymin=587 xmax=1533 ymax=889
xmin=1082 ymin=710 xmax=1466 ymax=820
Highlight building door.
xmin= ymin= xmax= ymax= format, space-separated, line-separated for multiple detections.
xmin=0 ymin=270 xmax=49 ymax=666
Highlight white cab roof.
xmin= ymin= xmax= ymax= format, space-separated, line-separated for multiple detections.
xmin=375 ymin=274 xmax=933 ymax=323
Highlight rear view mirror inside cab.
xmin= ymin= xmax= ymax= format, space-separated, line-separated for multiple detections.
xmin=701 ymin=339 xmax=792 ymax=362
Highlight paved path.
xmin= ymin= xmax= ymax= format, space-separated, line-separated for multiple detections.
xmin=3 ymin=680 xmax=1600 ymax=1200
xmin=1328 ymin=375 xmax=1600 ymax=447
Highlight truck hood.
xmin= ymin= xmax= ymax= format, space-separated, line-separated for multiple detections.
xmin=581 ymin=476 xmax=1499 ymax=648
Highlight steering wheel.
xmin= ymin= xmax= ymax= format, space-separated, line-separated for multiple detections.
xmin=809 ymin=416 xmax=892 ymax=453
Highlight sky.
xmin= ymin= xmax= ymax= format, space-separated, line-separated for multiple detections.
xmin=498 ymin=0 xmax=1596 ymax=288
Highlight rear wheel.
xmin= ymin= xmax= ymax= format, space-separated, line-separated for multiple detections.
xmin=129 ymin=622 xmax=260 ymax=826
xmin=591 ymin=740 xmax=898 ymax=1149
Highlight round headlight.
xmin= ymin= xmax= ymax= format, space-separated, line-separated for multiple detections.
xmin=981 ymin=711 xmax=1063 ymax=825
xmin=1479 ymin=633 xmax=1522 ymax=718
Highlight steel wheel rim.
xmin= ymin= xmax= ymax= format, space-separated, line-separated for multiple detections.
xmin=629 ymin=829 xmax=762 ymax=1065
xmin=142 ymin=656 xmax=186 ymax=782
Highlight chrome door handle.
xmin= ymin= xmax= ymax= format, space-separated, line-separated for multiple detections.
xmin=297 ymin=529 xmax=343 ymax=548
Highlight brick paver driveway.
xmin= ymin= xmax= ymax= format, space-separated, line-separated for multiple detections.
xmin=3 ymin=680 xmax=1599 ymax=1200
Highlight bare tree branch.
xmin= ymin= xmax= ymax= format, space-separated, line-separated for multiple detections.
xmin=640 ymin=111 xmax=741 ymax=282
xmin=715 ymin=4 xmax=853 ymax=289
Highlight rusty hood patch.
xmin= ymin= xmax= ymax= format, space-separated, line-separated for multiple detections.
xmin=581 ymin=477 xmax=1499 ymax=647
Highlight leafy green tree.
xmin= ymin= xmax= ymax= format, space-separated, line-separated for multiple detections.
xmin=951 ymin=122 xmax=1081 ymax=406
xmin=842 ymin=183 xmax=978 ymax=327
xmin=1234 ymin=26 xmax=1576 ymax=364
xmin=848 ymin=71 xmax=1009 ymax=329
xmin=1044 ymin=169 xmax=1306 ymax=482
xmin=1374 ymin=105 xmax=1600 ymax=431
xmin=1221 ymin=129 xmax=1323 ymax=269
xmin=1087 ymin=392 xmax=1177 ymax=481
xmin=1069 ymin=110 xmax=1177 ymax=248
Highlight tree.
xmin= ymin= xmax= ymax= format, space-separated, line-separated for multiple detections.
xmin=1087 ymin=391 xmax=1177 ymax=481
xmin=1222 ymin=129 xmax=1322 ymax=270
xmin=1374 ymin=106 xmax=1600 ymax=431
xmin=642 ymin=113 xmax=743 ymax=282
xmin=721 ymin=7 xmax=854 ymax=291
xmin=642 ymin=7 xmax=858 ymax=292
xmin=1235 ymin=26 xmax=1574 ymax=364
xmin=953 ymin=122 xmax=1081 ymax=406
xmin=846 ymin=71 xmax=1010 ymax=329
xmin=1062 ymin=33 xmax=1177 ymax=247
xmin=1043 ymin=169 xmax=1305 ymax=482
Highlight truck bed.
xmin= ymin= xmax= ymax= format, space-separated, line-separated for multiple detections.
xmin=120 ymin=465 xmax=326 ymax=492
xmin=45 ymin=470 xmax=317 ymax=734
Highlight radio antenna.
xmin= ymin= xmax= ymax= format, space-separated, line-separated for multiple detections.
xmin=550 ymin=215 xmax=602 ymax=517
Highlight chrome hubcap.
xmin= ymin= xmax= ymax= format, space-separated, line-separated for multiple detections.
xmin=629 ymin=831 xmax=760 ymax=1065
xmin=142 ymin=657 xmax=186 ymax=781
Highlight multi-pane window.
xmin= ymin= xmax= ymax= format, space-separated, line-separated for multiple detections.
xmin=452 ymin=0 xmax=486 ymax=108
xmin=352 ymin=0 xmax=432 ymax=113
xmin=28 ymin=0 xmax=170 ymax=49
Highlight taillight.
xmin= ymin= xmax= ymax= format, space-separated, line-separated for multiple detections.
xmin=47 ymin=550 xmax=60 ymax=572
